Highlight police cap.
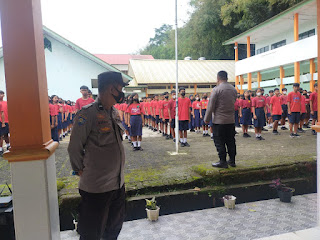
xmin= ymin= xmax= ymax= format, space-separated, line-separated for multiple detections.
xmin=98 ymin=71 xmax=129 ymax=88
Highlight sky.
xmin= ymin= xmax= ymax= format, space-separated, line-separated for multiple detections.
xmin=6 ymin=0 xmax=193 ymax=55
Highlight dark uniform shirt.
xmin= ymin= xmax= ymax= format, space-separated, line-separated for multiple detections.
xmin=68 ymin=99 xmax=125 ymax=193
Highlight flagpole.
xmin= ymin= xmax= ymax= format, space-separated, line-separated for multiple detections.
xmin=175 ymin=0 xmax=179 ymax=153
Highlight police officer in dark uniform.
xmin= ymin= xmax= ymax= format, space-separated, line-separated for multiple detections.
xmin=68 ymin=71 xmax=127 ymax=240
xmin=204 ymin=71 xmax=237 ymax=168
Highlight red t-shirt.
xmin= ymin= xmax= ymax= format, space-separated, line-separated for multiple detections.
xmin=169 ymin=99 xmax=176 ymax=119
xmin=155 ymin=100 xmax=161 ymax=115
xmin=301 ymin=95 xmax=306 ymax=114
xmin=287 ymin=91 xmax=301 ymax=113
xmin=75 ymin=97 xmax=95 ymax=110
xmin=178 ymin=97 xmax=191 ymax=121
xmin=234 ymin=99 xmax=240 ymax=111
xmin=144 ymin=102 xmax=150 ymax=115
xmin=192 ymin=101 xmax=201 ymax=110
xmin=151 ymin=100 xmax=156 ymax=115
xmin=310 ymin=92 xmax=318 ymax=112
xmin=161 ymin=100 xmax=170 ymax=119
xmin=140 ymin=102 xmax=145 ymax=115
xmin=49 ymin=104 xmax=57 ymax=116
xmin=200 ymin=99 xmax=208 ymax=110
xmin=0 ymin=101 xmax=9 ymax=123
xmin=270 ymin=96 xmax=282 ymax=115
xmin=252 ymin=97 xmax=266 ymax=108
xmin=126 ymin=103 xmax=142 ymax=115
xmin=266 ymin=97 xmax=271 ymax=113
xmin=280 ymin=95 xmax=288 ymax=106
xmin=240 ymin=99 xmax=251 ymax=109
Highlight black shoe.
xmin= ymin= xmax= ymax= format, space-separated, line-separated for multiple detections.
xmin=133 ymin=147 xmax=139 ymax=151
xmin=180 ymin=142 xmax=185 ymax=147
xmin=260 ymin=136 xmax=265 ymax=140
xmin=290 ymin=133 xmax=295 ymax=138
xmin=153 ymin=129 xmax=157 ymax=132
xmin=0 ymin=150 xmax=3 ymax=157
xmin=65 ymin=133 xmax=69 ymax=136
xmin=184 ymin=142 xmax=190 ymax=147
xmin=203 ymin=133 xmax=206 ymax=137
xmin=212 ymin=162 xmax=228 ymax=168
xmin=272 ymin=130 xmax=279 ymax=135
xmin=162 ymin=133 xmax=165 ymax=136
xmin=166 ymin=135 xmax=170 ymax=140
xmin=304 ymin=124 xmax=311 ymax=128
xmin=294 ymin=133 xmax=301 ymax=138
xmin=125 ymin=136 xmax=128 ymax=139
xmin=190 ymin=129 xmax=195 ymax=132
xmin=243 ymin=133 xmax=248 ymax=138
xmin=227 ymin=160 xmax=236 ymax=167
xmin=312 ymin=130 xmax=317 ymax=135
xmin=262 ymin=127 xmax=268 ymax=131
xmin=159 ymin=130 xmax=162 ymax=133
xmin=63 ymin=134 xmax=65 ymax=138
xmin=169 ymin=134 xmax=173 ymax=139
xmin=297 ymin=128 xmax=305 ymax=133
xmin=206 ymin=133 xmax=210 ymax=136
xmin=128 ymin=139 xmax=132 ymax=143
xmin=173 ymin=139 xmax=176 ymax=142
xmin=281 ymin=126 xmax=288 ymax=130
xmin=139 ymin=147 xmax=143 ymax=151
xmin=59 ymin=137 xmax=63 ymax=141
xmin=256 ymin=136 xmax=261 ymax=140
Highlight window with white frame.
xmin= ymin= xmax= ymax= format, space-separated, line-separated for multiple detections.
xmin=256 ymin=46 xmax=269 ymax=55
xmin=271 ymin=40 xmax=286 ymax=50
xmin=299 ymin=29 xmax=315 ymax=40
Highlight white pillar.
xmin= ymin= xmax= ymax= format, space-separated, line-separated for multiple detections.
xmin=10 ymin=155 xmax=60 ymax=240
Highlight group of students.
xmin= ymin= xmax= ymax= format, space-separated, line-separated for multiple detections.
xmin=49 ymin=85 xmax=95 ymax=142
xmin=114 ymin=88 xmax=219 ymax=150
xmin=235 ymin=83 xmax=318 ymax=140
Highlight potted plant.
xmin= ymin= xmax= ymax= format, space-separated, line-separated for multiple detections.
xmin=222 ymin=195 xmax=236 ymax=209
xmin=270 ymin=178 xmax=295 ymax=203
xmin=71 ymin=212 xmax=79 ymax=232
xmin=145 ymin=197 xmax=160 ymax=221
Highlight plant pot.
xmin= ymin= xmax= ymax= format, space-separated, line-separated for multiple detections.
xmin=278 ymin=188 xmax=295 ymax=203
xmin=73 ymin=220 xmax=78 ymax=231
xmin=146 ymin=207 xmax=160 ymax=221
xmin=223 ymin=196 xmax=236 ymax=209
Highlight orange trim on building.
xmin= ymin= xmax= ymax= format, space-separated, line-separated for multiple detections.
xmin=294 ymin=62 xmax=300 ymax=83
xmin=294 ymin=13 xmax=299 ymax=42
xmin=257 ymin=72 xmax=261 ymax=88
xmin=280 ymin=66 xmax=285 ymax=92
xmin=235 ymin=76 xmax=240 ymax=93
xmin=194 ymin=84 xmax=197 ymax=95
xmin=310 ymin=59 xmax=315 ymax=92
xmin=240 ymin=75 xmax=244 ymax=94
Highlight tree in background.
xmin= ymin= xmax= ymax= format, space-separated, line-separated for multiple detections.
xmin=140 ymin=0 xmax=303 ymax=60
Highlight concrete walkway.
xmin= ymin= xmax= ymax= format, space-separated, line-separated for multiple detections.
xmin=61 ymin=193 xmax=317 ymax=240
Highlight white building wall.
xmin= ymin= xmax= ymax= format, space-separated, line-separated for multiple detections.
xmin=255 ymin=19 xmax=316 ymax=54
xmin=0 ymin=35 xmax=112 ymax=101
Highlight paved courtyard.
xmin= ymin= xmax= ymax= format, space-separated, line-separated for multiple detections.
xmin=61 ymin=193 xmax=317 ymax=240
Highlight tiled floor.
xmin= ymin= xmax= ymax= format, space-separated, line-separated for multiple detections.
xmin=61 ymin=193 xmax=317 ymax=240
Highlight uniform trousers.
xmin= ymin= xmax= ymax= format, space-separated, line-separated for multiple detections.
xmin=212 ymin=124 xmax=236 ymax=163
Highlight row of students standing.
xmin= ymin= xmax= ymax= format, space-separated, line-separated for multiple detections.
xmin=235 ymin=83 xmax=318 ymax=140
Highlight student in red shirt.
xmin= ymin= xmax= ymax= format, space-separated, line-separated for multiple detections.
xmin=151 ymin=96 xmax=158 ymax=132
xmin=127 ymin=93 xmax=143 ymax=151
xmin=200 ymin=94 xmax=209 ymax=136
xmin=75 ymin=85 xmax=95 ymax=111
xmin=178 ymin=88 xmax=191 ymax=147
xmin=192 ymin=94 xmax=201 ymax=133
xmin=234 ymin=95 xmax=240 ymax=128
xmin=49 ymin=95 xmax=59 ymax=142
xmin=287 ymin=83 xmax=302 ymax=137
xmin=252 ymin=88 xmax=267 ymax=140
xmin=310 ymin=83 xmax=318 ymax=135
xmin=160 ymin=92 xmax=170 ymax=139
xmin=140 ymin=97 xmax=147 ymax=126
xmin=0 ymin=90 xmax=10 ymax=155
xmin=280 ymin=88 xmax=288 ymax=130
xmin=145 ymin=97 xmax=152 ymax=128
xmin=266 ymin=90 xmax=274 ymax=129
xmin=169 ymin=90 xmax=177 ymax=141
xmin=239 ymin=91 xmax=252 ymax=137
xmin=270 ymin=88 xmax=282 ymax=135
xmin=299 ymin=88 xmax=307 ymax=133
xmin=119 ymin=96 xmax=130 ymax=141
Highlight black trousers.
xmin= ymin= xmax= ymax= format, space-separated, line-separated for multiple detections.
xmin=212 ymin=124 xmax=237 ymax=162
xmin=78 ymin=186 xmax=126 ymax=240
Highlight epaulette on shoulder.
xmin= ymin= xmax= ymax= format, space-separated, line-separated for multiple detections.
xmin=82 ymin=102 xmax=95 ymax=109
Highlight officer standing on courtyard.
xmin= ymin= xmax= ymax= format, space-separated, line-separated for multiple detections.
xmin=204 ymin=71 xmax=237 ymax=168
xmin=68 ymin=71 xmax=127 ymax=240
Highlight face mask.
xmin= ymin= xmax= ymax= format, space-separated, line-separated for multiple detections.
xmin=172 ymin=95 xmax=176 ymax=99
xmin=112 ymin=87 xmax=125 ymax=103
xmin=256 ymin=92 xmax=261 ymax=96
xmin=181 ymin=92 xmax=185 ymax=97
xmin=203 ymin=96 xmax=207 ymax=99
xmin=165 ymin=96 xmax=169 ymax=99
xmin=283 ymin=91 xmax=287 ymax=95
xmin=133 ymin=98 xmax=138 ymax=102
xmin=196 ymin=97 xmax=199 ymax=100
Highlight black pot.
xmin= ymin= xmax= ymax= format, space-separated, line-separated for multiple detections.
xmin=277 ymin=188 xmax=294 ymax=203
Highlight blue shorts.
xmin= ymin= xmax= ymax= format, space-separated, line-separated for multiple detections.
xmin=235 ymin=110 xmax=240 ymax=127
xmin=241 ymin=108 xmax=252 ymax=126
xmin=312 ymin=111 xmax=318 ymax=120
xmin=179 ymin=120 xmax=189 ymax=131
xmin=0 ymin=123 xmax=9 ymax=136
xmin=267 ymin=113 xmax=271 ymax=118
xmin=170 ymin=119 xmax=175 ymax=129
xmin=300 ymin=113 xmax=306 ymax=120
xmin=58 ymin=113 xmax=63 ymax=130
xmin=130 ymin=115 xmax=142 ymax=136
xmin=253 ymin=108 xmax=266 ymax=128
xmin=288 ymin=112 xmax=300 ymax=124
xmin=281 ymin=105 xmax=288 ymax=118
xmin=152 ymin=116 xmax=156 ymax=122
xmin=194 ymin=109 xmax=201 ymax=128
xmin=156 ymin=115 xmax=160 ymax=124
xmin=201 ymin=109 xmax=209 ymax=126
xmin=272 ymin=115 xmax=281 ymax=121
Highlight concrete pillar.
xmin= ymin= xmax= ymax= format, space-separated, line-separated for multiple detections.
xmin=194 ymin=84 xmax=197 ymax=95
xmin=0 ymin=0 xmax=60 ymax=239
xmin=247 ymin=37 xmax=252 ymax=90
xmin=280 ymin=67 xmax=285 ymax=92
xmin=257 ymin=72 xmax=261 ymax=88
xmin=294 ymin=13 xmax=300 ymax=83
xmin=240 ymin=75 xmax=244 ymax=94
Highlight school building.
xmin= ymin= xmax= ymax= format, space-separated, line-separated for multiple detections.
xmin=126 ymin=59 xmax=235 ymax=97
xmin=224 ymin=0 xmax=317 ymax=94
xmin=0 ymin=26 xmax=132 ymax=101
